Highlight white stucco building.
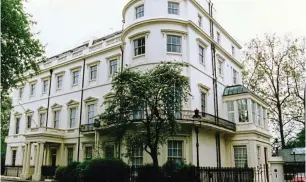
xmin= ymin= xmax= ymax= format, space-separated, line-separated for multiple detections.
xmin=5 ymin=0 xmax=271 ymax=180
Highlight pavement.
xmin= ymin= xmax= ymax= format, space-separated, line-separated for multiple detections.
xmin=0 ymin=176 xmax=51 ymax=182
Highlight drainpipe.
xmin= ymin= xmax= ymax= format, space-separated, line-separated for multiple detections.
xmin=45 ymin=69 xmax=53 ymax=131
xmin=77 ymin=58 xmax=86 ymax=162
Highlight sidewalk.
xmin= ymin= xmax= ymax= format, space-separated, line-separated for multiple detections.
xmin=0 ymin=176 xmax=53 ymax=182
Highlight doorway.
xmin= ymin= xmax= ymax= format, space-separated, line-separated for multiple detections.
xmin=51 ymin=149 xmax=57 ymax=166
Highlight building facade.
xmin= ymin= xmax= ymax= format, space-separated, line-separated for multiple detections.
xmin=5 ymin=0 xmax=271 ymax=180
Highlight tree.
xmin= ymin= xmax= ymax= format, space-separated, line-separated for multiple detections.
xmin=100 ymin=62 xmax=190 ymax=167
xmin=1 ymin=0 xmax=45 ymax=159
xmin=286 ymin=128 xmax=305 ymax=148
xmin=1 ymin=0 xmax=45 ymax=95
xmin=243 ymin=34 xmax=305 ymax=148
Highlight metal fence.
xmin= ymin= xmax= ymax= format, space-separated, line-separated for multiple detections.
xmin=283 ymin=162 xmax=305 ymax=181
xmin=128 ymin=166 xmax=255 ymax=182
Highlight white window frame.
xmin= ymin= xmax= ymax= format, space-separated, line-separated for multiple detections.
xmin=227 ymin=101 xmax=235 ymax=123
xmin=217 ymin=58 xmax=224 ymax=77
xmin=19 ymin=87 xmax=24 ymax=100
xmin=233 ymin=145 xmax=248 ymax=168
xmin=257 ymin=104 xmax=262 ymax=125
xmin=199 ymin=45 xmax=205 ymax=65
xmin=56 ymin=74 xmax=63 ymax=90
xmin=15 ymin=117 xmax=20 ymax=134
xmin=233 ymin=69 xmax=238 ymax=85
xmin=109 ymin=59 xmax=118 ymax=75
xmin=42 ymin=79 xmax=49 ymax=95
xmin=38 ymin=112 xmax=46 ymax=128
xmin=104 ymin=142 xmax=116 ymax=159
xmin=135 ymin=4 xmax=144 ymax=19
xmin=53 ymin=110 xmax=60 ymax=129
xmin=67 ymin=147 xmax=74 ymax=164
xmin=88 ymin=63 xmax=99 ymax=82
xmin=237 ymin=99 xmax=248 ymax=123
xmin=257 ymin=145 xmax=261 ymax=166
xmin=167 ymin=140 xmax=183 ymax=164
xmin=252 ymin=100 xmax=257 ymax=123
xmin=166 ymin=35 xmax=182 ymax=53
xmin=133 ymin=36 xmax=146 ymax=57
xmin=29 ymin=83 xmax=36 ymax=97
xmin=69 ymin=107 xmax=77 ymax=128
xmin=168 ymin=2 xmax=179 ymax=15
xmin=84 ymin=146 xmax=93 ymax=161
xmin=72 ymin=70 xmax=80 ymax=86
xmin=132 ymin=147 xmax=143 ymax=167
xmin=25 ymin=111 xmax=33 ymax=129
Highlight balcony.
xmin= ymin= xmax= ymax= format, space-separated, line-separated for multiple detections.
xmin=24 ymin=127 xmax=65 ymax=137
xmin=80 ymin=110 xmax=236 ymax=132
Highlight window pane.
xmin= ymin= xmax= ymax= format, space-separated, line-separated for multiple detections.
xmin=168 ymin=140 xmax=183 ymax=165
xmin=167 ymin=35 xmax=181 ymax=53
xmin=234 ymin=146 xmax=248 ymax=167
xmin=238 ymin=99 xmax=248 ymax=122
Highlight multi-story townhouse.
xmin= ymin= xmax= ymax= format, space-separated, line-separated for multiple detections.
xmin=5 ymin=0 xmax=271 ymax=180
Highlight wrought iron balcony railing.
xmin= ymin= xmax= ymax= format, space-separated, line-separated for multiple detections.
xmin=80 ymin=110 xmax=236 ymax=132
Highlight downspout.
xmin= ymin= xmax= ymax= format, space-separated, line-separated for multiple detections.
xmin=77 ymin=58 xmax=86 ymax=162
xmin=209 ymin=1 xmax=221 ymax=168
xmin=45 ymin=69 xmax=53 ymax=131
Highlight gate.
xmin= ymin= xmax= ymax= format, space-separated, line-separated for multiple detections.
xmin=283 ymin=162 xmax=305 ymax=181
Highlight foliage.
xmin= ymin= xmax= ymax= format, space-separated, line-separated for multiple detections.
xmin=77 ymin=158 xmax=129 ymax=182
xmin=55 ymin=166 xmax=67 ymax=182
xmin=162 ymin=160 xmax=195 ymax=182
xmin=136 ymin=164 xmax=164 ymax=182
xmin=1 ymin=95 xmax=12 ymax=165
xmin=286 ymin=128 xmax=305 ymax=148
xmin=242 ymin=35 xmax=305 ymax=148
xmin=1 ymin=0 xmax=45 ymax=96
xmin=100 ymin=62 xmax=190 ymax=167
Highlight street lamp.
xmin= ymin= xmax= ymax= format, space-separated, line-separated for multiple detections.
xmin=192 ymin=109 xmax=201 ymax=182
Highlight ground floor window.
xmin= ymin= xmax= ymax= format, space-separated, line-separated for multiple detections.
xmin=168 ymin=140 xmax=183 ymax=165
xmin=234 ymin=145 xmax=248 ymax=167
xmin=85 ymin=146 xmax=92 ymax=161
xmin=132 ymin=147 xmax=143 ymax=167
xmin=67 ymin=148 xmax=74 ymax=164
xmin=12 ymin=150 xmax=17 ymax=166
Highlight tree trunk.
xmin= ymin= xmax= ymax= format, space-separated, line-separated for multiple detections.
xmin=277 ymin=103 xmax=286 ymax=148
xmin=150 ymin=148 xmax=159 ymax=168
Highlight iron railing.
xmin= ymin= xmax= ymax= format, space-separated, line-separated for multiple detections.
xmin=80 ymin=110 xmax=236 ymax=132
xmin=283 ymin=162 xmax=305 ymax=181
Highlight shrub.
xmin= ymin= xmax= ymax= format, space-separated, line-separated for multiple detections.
xmin=78 ymin=158 xmax=129 ymax=182
xmin=162 ymin=160 xmax=196 ymax=182
xmin=55 ymin=166 xmax=67 ymax=182
xmin=136 ymin=164 xmax=164 ymax=182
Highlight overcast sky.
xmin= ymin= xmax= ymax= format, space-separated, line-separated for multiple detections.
xmin=25 ymin=0 xmax=306 ymax=57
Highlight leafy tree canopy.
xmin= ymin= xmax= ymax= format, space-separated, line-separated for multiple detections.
xmin=243 ymin=34 xmax=305 ymax=148
xmin=100 ymin=62 xmax=190 ymax=167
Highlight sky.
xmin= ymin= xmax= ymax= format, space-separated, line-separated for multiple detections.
xmin=24 ymin=0 xmax=306 ymax=57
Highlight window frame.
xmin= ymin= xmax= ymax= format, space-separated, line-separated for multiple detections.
xmin=12 ymin=150 xmax=17 ymax=166
xmin=166 ymin=35 xmax=182 ymax=53
xmin=217 ymin=59 xmax=224 ymax=77
xmin=233 ymin=145 xmax=248 ymax=168
xmin=27 ymin=115 xmax=32 ymax=129
xmin=257 ymin=145 xmax=261 ymax=166
xmin=135 ymin=4 xmax=144 ymax=19
xmin=53 ymin=110 xmax=60 ymax=129
xmin=87 ymin=104 xmax=95 ymax=124
xmin=199 ymin=45 xmax=205 ymax=65
xmin=132 ymin=147 xmax=143 ymax=167
xmin=133 ymin=37 xmax=146 ymax=57
xmin=104 ymin=143 xmax=116 ymax=159
xmin=167 ymin=140 xmax=183 ymax=164
xmin=252 ymin=100 xmax=257 ymax=123
xmin=89 ymin=64 xmax=98 ymax=81
xmin=198 ymin=14 xmax=202 ymax=27
xmin=237 ymin=99 xmax=248 ymax=123
xmin=72 ymin=70 xmax=80 ymax=86
xmin=200 ymin=91 xmax=206 ymax=113
xmin=39 ymin=112 xmax=46 ymax=127
xmin=85 ymin=146 xmax=93 ymax=161
xmin=232 ymin=45 xmax=235 ymax=57
xmin=67 ymin=147 xmax=74 ymax=165
xmin=15 ymin=117 xmax=20 ymax=134
xmin=233 ymin=69 xmax=238 ymax=84
xmin=69 ymin=107 xmax=77 ymax=128
xmin=19 ymin=87 xmax=24 ymax=100
xmin=257 ymin=104 xmax=262 ymax=125
xmin=227 ymin=101 xmax=235 ymax=123
xmin=168 ymin=2 xmax=179 ymax=15
xmin=56 ymin=75 xmax=63 ymax=90
xmin=109 ymin=59 xmax=118 ymax=75
xmin=30 ymin=83 xmax=36 ymax=97
xmin=42 ymin=79 xmax=49 ymax=94
xmin=217 ymin=31 xmax=221 ymax=43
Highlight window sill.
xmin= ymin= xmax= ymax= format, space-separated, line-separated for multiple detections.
xmin=167 ymin=52 xmax=182 ymax=56
xmin=133 ymin=54 xmax=145 ymax=59
xmin=89 ymin=79 xmax=96 ymax=82
xmin=72 ymin=83 xmax=79 ymax=87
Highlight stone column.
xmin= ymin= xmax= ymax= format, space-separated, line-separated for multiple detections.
xmin=269 ymin=156 xmax=285 ymax=182
xmin=21 ymin=142 xmax=31 ymax=179
xmin=21 ymin=144 xmax=27 ymax=175
xmin=33 ymin=142 xmax=40 ymax=177
xmin=60 ymin=143 xmax=65 ymax=165
xmin=36 ymin=142 xmax=44 ymax=180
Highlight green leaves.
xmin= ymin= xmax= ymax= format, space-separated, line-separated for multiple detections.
xmin=100 ymin=62 xmax=190 ymax=166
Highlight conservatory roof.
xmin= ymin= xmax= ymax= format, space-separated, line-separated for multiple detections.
xmin=223 ymin=85 xmax=251 ymax=96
